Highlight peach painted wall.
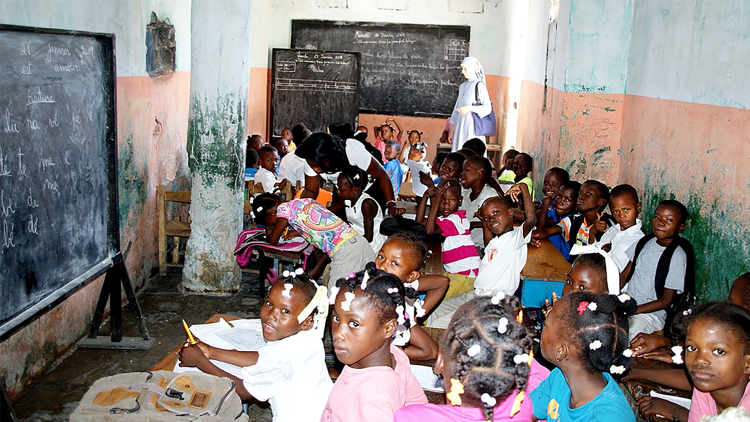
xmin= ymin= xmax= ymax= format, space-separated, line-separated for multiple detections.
xmin=620 ymin=95 xmax=750 ymax=301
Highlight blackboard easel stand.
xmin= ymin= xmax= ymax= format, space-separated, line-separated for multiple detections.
xmin=77 ymin=253 xmax=154 ymax=350
xmin=1 ymin=380 xmax=17 ymax=422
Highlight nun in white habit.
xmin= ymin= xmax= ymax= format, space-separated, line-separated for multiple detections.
xmin=448 ymin=57 xmax=493 ymax=152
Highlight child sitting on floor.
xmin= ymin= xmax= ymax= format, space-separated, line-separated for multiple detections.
xmin=384 ymin=140 xmax=403 ymax=199
xmin=417 ymin=178 xmax=481 ymax=299
xmin=532 ymin=291 xmax=637 ymax=421
xmin=621 ymin=199 xmax=693 ymax=340
xmin=255 ymin=145 xmax=288 ymax=194
xmin=266 ymin=197 xmax=375 ymax=288
xmin=328 ymin=167 xmax=386 ymax=254
xmin=179 ymin=270 xmax=332 ymax=422
xmin=395 ymin=294 xmax=550 ymax=422
xmin=533 ymin=180 xmax=580 ymax=260
xmin=595 ymin=184 xmax=644 ymax=272
xmin=374 ymin=232 xmax=451 ymax=360
xmin=426 ymin=183 xmax=535 ymax=329
xmin=321 ymin=265 xmax=427 ymax=421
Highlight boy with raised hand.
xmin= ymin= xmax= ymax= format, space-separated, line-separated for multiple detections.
xmin=621 ymin=200 xmax=693 ymax=340
xmin=426 ymin=183 xmax=535 ymax=329
xmin=595 ymin=184 xmax=644 ymax=271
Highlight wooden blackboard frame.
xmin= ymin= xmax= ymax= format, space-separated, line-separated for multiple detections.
xmin=0 ymin=24 xmax=121 ymax=341
xmin=269 ymin=48 xmax=361 ymax=136
xmin=291 ymin=20 xmax=471 ymax=118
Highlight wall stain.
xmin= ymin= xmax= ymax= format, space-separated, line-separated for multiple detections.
xmin=117 ymin=135 xmax=147 ymax=231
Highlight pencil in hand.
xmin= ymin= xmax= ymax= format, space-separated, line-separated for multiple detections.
xmin=182 ymin=319 xmax=196 ymax=344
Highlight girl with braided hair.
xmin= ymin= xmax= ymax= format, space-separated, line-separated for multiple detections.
xmin=395 ymin=293 xmax=550 ymax=421
xmin=530 ymin=291 xmax=638 ymax=421
xmin=320 ymin=263 xmax=427 ymax=422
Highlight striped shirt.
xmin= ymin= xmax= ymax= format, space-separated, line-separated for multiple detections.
xmin=436 ymin=210 xmax=481 ymax=276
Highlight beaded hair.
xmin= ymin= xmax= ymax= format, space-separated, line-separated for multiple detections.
xmin=385 ymin=231 xmax=429 ymax=272
xmin=334 ymin=262 xmax=419 ymax=329
xmin=560 ymin=291 xmax=638 ymax=373
xmin=441 ymin=294 xmax=532 ymax=421
xmin=252 ymin=193 xmax=282 ymax=225
xmin=273 ymin=269 xmax=320 ymax=316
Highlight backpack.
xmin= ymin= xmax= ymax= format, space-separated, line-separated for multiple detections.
xmin=566 ymin=213 xmax=616 ymax=261
xmin=70 ymin=370 xmax=248 ymax=421
xmin=626 ymin=234 xmax=695 ymax=333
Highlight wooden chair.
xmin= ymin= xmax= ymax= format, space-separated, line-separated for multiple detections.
xmin=158 ymin=185 xmax=191 ymax=275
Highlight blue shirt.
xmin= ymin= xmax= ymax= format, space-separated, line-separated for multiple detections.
xmin=245 ymin=167 xmax=258 ymax=181
xmin=547 ymin=208 xmax=573 ymax=261
xmin=529 ymin=368 xmax=635 ymax=422
xmin=384 ymin=159 xmax=403 ymax=197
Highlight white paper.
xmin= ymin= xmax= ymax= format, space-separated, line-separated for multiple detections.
xmin=649 ymin=390 xmax=691 ymax=410
xmin=174 ymin=319 xmax=266 ymax=378
xmin=406 ymin=160 xmax=431 ymax=197
xmin=410 ymin=364 xmax=444 ymax=393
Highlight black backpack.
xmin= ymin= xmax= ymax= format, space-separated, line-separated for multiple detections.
xmin=626 ymin=234 xmax=695 ymax=333
xmin=566 ymin=213 xmax=616 ymax=263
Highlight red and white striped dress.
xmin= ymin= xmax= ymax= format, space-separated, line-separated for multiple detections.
xmin=436 ymin=210 xmax=481 ymax=277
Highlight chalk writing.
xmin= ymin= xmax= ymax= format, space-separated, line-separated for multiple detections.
xmin=0 ymin=148 xmax=11 ymax=178
xmin=80 ymin=45 xmax=94 ymax=56
xmin=26 ymin=118 xmax=41 ymax=130
xmin=46 ymin=43 xmax=71 ymax=63
xmin=3 ymin=220 xmax=15 ymax=248
xmin=21 ymin=61 xmax=32 ymax=75
xmin=48 ymin=111 xmax=59 ymax=127
xmin=40 ymin=156 xmax=55 ymax=171
xmin=43 ymin=178 xmax=59 ymax=195
xmin=17 ymin=149 xmax=26 ymax=176
xmin=27 ymin=88 xmax=56 ymax=106
xmin=1 ymin=190 xmax=15 ymax=218
xmin=20 ymin=43 xmax=31 ymax=56
xmin=27 ymin=214 xmax=38 ymax=234
xmin=26 ymin=188 xmax=39 ymax=208
xmin=54 ymin=63 xmax=81 ymax=72
xmin=4 ymin=109 xmax=20 ymax=133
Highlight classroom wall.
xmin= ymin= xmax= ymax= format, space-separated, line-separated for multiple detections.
xmin=245 ymin=0 xmax=522 ymax=150
xmin=0 ymin=0 xmax=191 ymax=397
xmin=520 ymin=0 xmax=750 ymax=301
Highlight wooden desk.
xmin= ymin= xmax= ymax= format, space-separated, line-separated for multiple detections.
xmin=624 ymin=357 xmax=692 ymax=422
xmin=519 ymin=239 xmax=570 ymax=308
xmin=437 ymin=143 xmax=503 ymax=152
xmin=151 ymin=314 xmax=240 ymax=372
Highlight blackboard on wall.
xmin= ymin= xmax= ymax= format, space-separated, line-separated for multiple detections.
xmin=0 ymin=25 xmax=120 ymax=339
xmin=291 ymin=20 xmax=470 ymax=118
xmin=270 ymin=48 xmax=360 ymax=135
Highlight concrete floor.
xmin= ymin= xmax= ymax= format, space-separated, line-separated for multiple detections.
xmin=12 ymin=267 xmax=276 ymax=422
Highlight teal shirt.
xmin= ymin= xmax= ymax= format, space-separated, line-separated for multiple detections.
xmin=529 ymin=368 xmax=635 ymax=422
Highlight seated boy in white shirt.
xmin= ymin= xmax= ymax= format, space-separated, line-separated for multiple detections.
xmin=595 ymin=184 xmax=645 ymax=271
xmin=426 ymin=183 xmax=535 ymax=329
xmin=255 ymin=145 xmax=288 ymax=194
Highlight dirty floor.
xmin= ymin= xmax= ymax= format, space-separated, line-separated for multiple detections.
xmin=12 ymin=267 xmax=279 ymax=422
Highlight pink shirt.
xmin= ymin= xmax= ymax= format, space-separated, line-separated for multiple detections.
xmin=394 ymin=360 xmax=550 ymax=422
xmin=320 ymin=345 xmax=427 ymax=422
xmin=436 ymin=210 xmax=481 ymax=276
xmin=688 ymin=381 xmax=750 ymax=422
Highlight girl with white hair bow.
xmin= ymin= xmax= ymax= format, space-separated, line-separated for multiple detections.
xmin=449 ymin=57 xmax=493 ymax=152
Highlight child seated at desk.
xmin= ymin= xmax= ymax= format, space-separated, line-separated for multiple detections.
xmin=621 ymin=199 xmax=693 ymax=341
xmin=245 ymin=148 xmax=259 ymax=182
xmin=384 ymin=140 xmax=404 ymax=199
xmin=496 ymin=149 xmax=519 ymax=181
xmin=328 ymin=167 xmax=386 ymax=254
xmin=270 ymin=136 xmax=290 ymax=162
xmin=459 ymin=156 xmax=500 ymax=252
xmin=498 ymin=152 xmax=533 ymax=198
xmin=426 ymin=183 xmax=535 ymax=329
xmin=532 ymin=180 xmax=580 ymax=260
xmin=178 ymin=271 xmax=332 ymax=422
xmin=419 ymin=152 xmax=465 ymax=196
xmin=395 ymin=294 xmax=550 ymax=422
xmin=417 ymin=178 xmax=481 ymax=299
xmin=255 ymin=145 xmax=288 ymax=194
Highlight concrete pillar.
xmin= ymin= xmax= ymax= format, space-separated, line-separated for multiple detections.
xmin=183 ymin=0 xmax=251 ymax=292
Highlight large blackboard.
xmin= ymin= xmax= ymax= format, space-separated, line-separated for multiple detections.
xmin=0 ymin=25 xmax=120 ymax=339
xmin=291 ymin=20 xmax=470 ymax=118
xmin=270 ymin=48 xmax=360 ymax=135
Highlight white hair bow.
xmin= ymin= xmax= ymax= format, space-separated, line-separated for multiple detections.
xmin=570 ymin=243 xmax=621 ymax=295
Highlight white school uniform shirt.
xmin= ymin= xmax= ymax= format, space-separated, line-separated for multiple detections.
xmin=255 ymin=167 xmax=280 ymax=193
xmin=345 ymin=192 xmax=387 ymax=254
xmin=302 ymin=139 xmax=373 ymax=185
xmin=473 ymin=226 xmax=531 ymax=296
xmin=622 ymin=238 xmax=686 ymax=324
xmin=595 ymin=219 xmax=645 ymax=272
xmin=460 ymin=184 xmax=499 ymax=249
xmin=277 ymin=152 xmax=307 ymax=186
xmin=241 ymin=329 xmax=333 ymax=422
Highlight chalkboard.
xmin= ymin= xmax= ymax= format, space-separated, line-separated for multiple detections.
xmin=291 ymin=20 xmax=470 ymax=118
xmin=0 ymin=25 xmax=120 ymax=339
xmin=270 ymin=48 xmax=360 ymax=135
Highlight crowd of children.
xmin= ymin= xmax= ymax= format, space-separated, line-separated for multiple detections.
xmin=179 ymin=123 xmax=750 ymax=422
